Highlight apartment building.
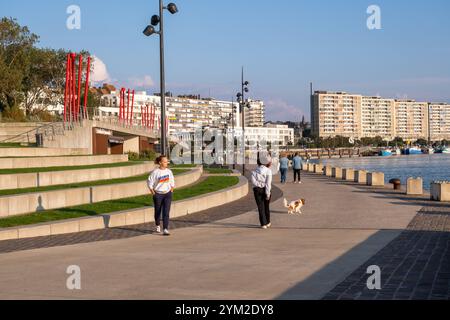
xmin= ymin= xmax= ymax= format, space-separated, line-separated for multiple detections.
xmin=361 ymin=97 xmax=395 ymax=139
xmin=429 ymin=103 xmax=450 ymax=141
xmin=394 ymin=100 xmax=429 ymax=141
xmin=311 ymin=91 xmax=362 ymax=139
xmin=98 ymin=89 xmax=266 ymax=135
xmin=312 ymin=91 xmax=439 ymax=141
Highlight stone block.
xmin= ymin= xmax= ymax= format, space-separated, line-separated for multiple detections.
xmin=314 ymin=164 xmax=324 ymax=174
xmin=430 ymin=181 xmax=450 ymax=202
xmin=367 ymin=172 xmax=385 ymax=187
xmin=332 ymin=167 xmax=343 ymax=179
xmin=355 ymin=170 xmax=367 ymax=184
xmin=324 ymin=166 xmax=333 ymax=177
xmin=343 ymin=169 xmax=355 ymax=181
xmin=407 ymin=178 xmax=423 ymax=195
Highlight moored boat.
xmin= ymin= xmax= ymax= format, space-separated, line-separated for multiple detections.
xmin=380 ymin=149 xmax=393 ymax=157
xmin=406 ymin=147 xmax=423 ymax=155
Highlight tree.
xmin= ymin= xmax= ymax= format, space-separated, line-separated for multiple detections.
xmin=0 ymin=17 xmax=39 ymax=112
xmin=415 ymin=138 xmax=428 ymax=146
xmin=1 ymin=18 xmax=91 ymax=121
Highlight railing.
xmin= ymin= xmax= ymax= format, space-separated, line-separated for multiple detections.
xmin=92 ymin=110 xmax=160 ymax=137
xmin=0 ymin=122 xmax=70 ymax=145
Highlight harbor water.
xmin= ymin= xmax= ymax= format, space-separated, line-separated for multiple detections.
xmin=314 ymin=154 xmax=450 ymax=190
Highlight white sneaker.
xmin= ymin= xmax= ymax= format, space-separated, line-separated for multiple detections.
xmin=155 ymin=226 xmax=161 ymax=233
xmin=261 ymin=225 xmax=268 ymax=229
xmin=163 ymin=229 xmax=171 ymax=236
xmin=266 ymin=223 xmax=272 ymax=228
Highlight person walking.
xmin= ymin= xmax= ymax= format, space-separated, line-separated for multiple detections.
xmin=147 ymin=155 xmax=175 ymax=236
xmin=279 ymin=153 xmax=289 ymax=184
xmin=251 ymin=153 xmax=273 ymax=229
xmin=292 ymin=152 xmax=303 ymax=184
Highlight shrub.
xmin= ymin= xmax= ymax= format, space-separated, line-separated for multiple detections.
xmin=127 ymin=152 xmax=140 ymax=161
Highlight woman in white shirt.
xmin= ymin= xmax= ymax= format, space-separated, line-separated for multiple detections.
xmin=147 ymin=155 xmax=175 ymax=236
xmin=251 ymin=152 xmax=273 ymax=229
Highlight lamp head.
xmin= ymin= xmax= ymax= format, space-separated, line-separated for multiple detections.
xmin=244 ymin=81 xmax=249 ymax=86
xmin=167 ymin=3 xmax=178 ymax=14
xmin=151 ymin=15 xmax=160 ymax=26
xmin=143 ymin=25 xmax=156 ymax=36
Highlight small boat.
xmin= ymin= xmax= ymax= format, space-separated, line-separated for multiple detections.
xmin=380 ymin=149 xmax=393 ymax=157
xmin=406 ymin=147 xmax=423 ymax=155
xmin=422 ymin=147 xmax=435 ymax=155
xmin=434 ymin=146 xmax=449 ymax=154
xmin=395 ymin=148 xmax=401 ymax=156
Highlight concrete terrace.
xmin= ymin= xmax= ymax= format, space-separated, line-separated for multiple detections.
xmin=0 ymin=169 xmax=444 ymax=300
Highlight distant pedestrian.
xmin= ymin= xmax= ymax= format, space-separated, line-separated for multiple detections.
xmin=251 ymin=152 xmax=273 ymax=229
xmin=147 ymin=155 xmax=175 ymax=236
xmin=292 ymin=152 xmax=303 ymax=184
xmin=279 ymin=153 xmax=289 ymax=184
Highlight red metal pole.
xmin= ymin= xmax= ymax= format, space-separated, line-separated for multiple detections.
xmin=63 ymin=54 xmax=70 ymax=124
xmin=152 ymin=105 xmax=156 ymax=130
xmin=77 ymin=55 xmax=83 ymax=122
xmin=126 ymin=89 xmax=131 ymax=124
xmin=71 ymin=53 xmax=76 ymax=124
xmin=130 ymin=90 xmax=135 ymax=126
xmin=83 ymin=56 xmax=91 ymax=119
xmin=146 ymin=106 xmax=149 ymax=128
xmin=68 ymin=54 xmax=73 ymax=124
xmin=119 ymin=88 xmax=123 ymax=122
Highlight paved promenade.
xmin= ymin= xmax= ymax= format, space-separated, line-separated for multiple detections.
xmin=0 ymin=170 xmax=446 ymax=300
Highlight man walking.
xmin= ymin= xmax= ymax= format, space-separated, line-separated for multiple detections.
xmin=292 ymin=152 xmax=303 ymax=184
xmin=279 ymin=153 xmax=289 ymax=184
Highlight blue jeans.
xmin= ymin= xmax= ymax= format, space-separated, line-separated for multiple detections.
xmin=153 ymin=192 xmax=173 ymax=230
xmin=280 ymin=168 xmax=288 ymax=183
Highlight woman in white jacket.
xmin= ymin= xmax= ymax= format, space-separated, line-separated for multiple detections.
xmin=147 ymin=155 xmax=175 ymax=236
xmin=251 ymin=152 xmax=273 ymax=229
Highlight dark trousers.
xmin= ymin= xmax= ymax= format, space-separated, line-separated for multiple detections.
xmin=253 ymin=187 xmax=271 ymax=226
xmin=280 ymin=168 xmax=288 ymax=183
xmin=153 ymin=192 xmax=172 ymax=230
xmin=294 ymin=169 xmax=301 ymax=182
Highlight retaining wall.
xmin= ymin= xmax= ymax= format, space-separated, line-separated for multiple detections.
xmin=0 ymin=165 xmax=204 ymax=218
xmin=0 ymin=162 xmax=155 ymax=191
xmin=0 ymin=154 xmax=128 ymax=169
xmin=0 ymin=175 xmax=248 ymax=241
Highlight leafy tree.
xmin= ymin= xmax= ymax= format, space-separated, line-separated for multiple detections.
xmin=0 ymin=17 xmax=38 ymax=112
xmin=415 ymin=138 xmax=428 ymax=146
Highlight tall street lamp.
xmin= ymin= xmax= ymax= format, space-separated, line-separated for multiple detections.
xmin=237 ymin=67 xmax=250 ymax=175
xmin=143 ymin=1 xmax=178 ymax=157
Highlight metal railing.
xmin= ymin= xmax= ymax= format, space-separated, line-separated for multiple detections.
xmin=92 ymin=109 xmax=161 ymax=137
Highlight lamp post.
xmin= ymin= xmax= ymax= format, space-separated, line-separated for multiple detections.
xmin=237 ymin=67 xmax=250 ymax=176
xmin=143 ymin=1 xmax=178 ymax=157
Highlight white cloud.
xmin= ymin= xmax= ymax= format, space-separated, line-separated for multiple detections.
xmin=128 ymin=75 xmax=155 ymax=88
xmin=265 ymin=99 xmax=305 ymax=122
xmin=91 ymin=55 xmax=110 ymax=83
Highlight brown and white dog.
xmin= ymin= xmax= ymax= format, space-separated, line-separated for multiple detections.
xmin=284 ymin=198 xmax=306 ymax=215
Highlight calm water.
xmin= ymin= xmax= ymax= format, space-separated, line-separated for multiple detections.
xmin=314 ymin=154 xmax=450 ymax=190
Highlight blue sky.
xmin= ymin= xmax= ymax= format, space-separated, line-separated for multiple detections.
xmin=1 ymin=0 xmax=450 ymax=121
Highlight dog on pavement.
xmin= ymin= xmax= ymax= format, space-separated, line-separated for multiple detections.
xmin=283 ymin=198 xmax=306 ymax=215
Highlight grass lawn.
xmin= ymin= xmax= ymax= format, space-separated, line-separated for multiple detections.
xmin=0 ymin=143 xmax=35 ymax=148
xmin=0 ymin=161 xmax=144 ymax=175
xmin=170 ymin=164 xmax=197 ymax=169
xmin=0 ymin=169 xmax=189 ymax=197
xmin=0 ymin=176 xmax=239 ymax=228
xmin=204 ymin=168 xmax=233 ymax=174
